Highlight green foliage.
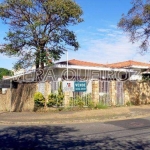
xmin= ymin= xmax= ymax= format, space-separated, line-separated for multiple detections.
xmin=126 ymin=101 xmax=133 ymax=106
xmin=34 ymin=92 xmax=45 ymax=107
xmin=95 ymin=102 xmax=108 ymax=109
xmin=57 ymin=82 xmax=64 ymax=106
xmin=0 ymin=68 xmax=13 ymax=80
xmin=58 ymin=107 xmax=64 ymax=111
xmin=0 ymin=0 xmax=83 ymax=69
xmin=47 ymin=93 xmax=58 ymax=107
xmin=87 ymin=101 xmax=95 ymax=109
xmin=142 ymin=74 xmax=150 ymax=81
xmin=75 ymin=96 xmax=84 ymax=108
xmin=118 ymin=0 xmax=150 ymax=52
xmin=132 ymin=16 xmax=143 ymax=26
xmin=47 ymin=82 xmax=64 ymax=107
xmin=70 ymin=93 xmax=92 ymax=108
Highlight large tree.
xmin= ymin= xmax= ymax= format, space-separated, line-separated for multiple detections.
xmin=0 ymin=0 xmax=83 ymax=69
xmin=0 ymin=68 xmax=12 ymax=80
xmin=118 ymin=0 xmax=150 ymax=53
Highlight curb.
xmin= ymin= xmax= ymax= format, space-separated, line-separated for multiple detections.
xmin=0 ymin=114 xmax=150 ymax=125
xmin=0 ymin=112 xmax=8 ymax=115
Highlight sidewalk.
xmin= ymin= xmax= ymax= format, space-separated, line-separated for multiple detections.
xmin=0 ymin=105 xmax=150 ymax=125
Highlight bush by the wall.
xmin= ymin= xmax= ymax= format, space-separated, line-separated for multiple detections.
xmin=34 ymin=92 xmax=45 ymax=107
xmin=95 ymin=102 xmax=108 ymax=109
xmin=126 ymin=101 xmax=134 ymax=106
xmin=47 ymin=93 xmax=57 ymax=107
xmin=57 ymin=82 xmax=64 ymax=107
xmin=87 ymin=101 xmax=95 ymax=109
xmin=70 ymin=96 xmax=84 ymax=107
xmin=47 ymin=82 xmax=64 ymax=107
xmin=70 ymin=93 xmax=92 ymax=108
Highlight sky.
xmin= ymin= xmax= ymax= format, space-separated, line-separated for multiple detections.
xmin=0 ymin=0 xmax=150 ymax=70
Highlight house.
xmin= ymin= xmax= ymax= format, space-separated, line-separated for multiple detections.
xmin=107 ymin=60 xmax=150 ymax=80
xmin=1 ymin=59 xmax=150 ymax=83
xmin=0 ymin=59 xmax=150 ymax=111
xmin=53 ymin=59 xmax=133 ymax=81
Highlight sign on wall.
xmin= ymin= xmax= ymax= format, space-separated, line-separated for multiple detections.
xmin=74 ymin=81 xmax=87 ymax=92
xmin=63 ymin=81 xmax=74 ymax=92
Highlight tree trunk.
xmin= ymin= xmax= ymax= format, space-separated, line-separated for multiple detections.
xmin=36 ymin=61 xmax=39 ymax=69
xmin=35 ymin=51 xmax=40 ymax=69
xmin=41 ymin=62 xmax=44 ymax=69
xmin=40 ymin=47 xmax=45 ymax=69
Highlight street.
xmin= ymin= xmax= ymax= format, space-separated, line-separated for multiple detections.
xmin=0 ymin=117 xmax=150 ymax=149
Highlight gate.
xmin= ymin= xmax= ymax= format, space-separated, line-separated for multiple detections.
xmin=99 ymin=81 xmax=110 ymax=106
xmin=70 ymin=80 xmax=92 ymax=107
xmin=51 ymin=81 xmax=59 ymax=93
xmin=50 ymin=81 xmax=92 ymax=107
xmin=116 ymin=81 xmax=124 ymax=105
xmin=49 ymin=80 xmax=125 ymax=107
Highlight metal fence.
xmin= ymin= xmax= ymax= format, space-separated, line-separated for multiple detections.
xmin=116 ymin=81 xmax=124 ymax=105
xmin=50 ymin=81 xmax=59 ymax=93
xmin=99 ymin=81 xmax=124 ymax=106
xmin=69 ymin=80 xmax=92 ymax=107
xmin=69 ymin=92 xmax=92 ymax=107
xmin=49 ymin=80 xmax=125 ymax=107
xmin=99 ymin=81 xmax=111 ymax=106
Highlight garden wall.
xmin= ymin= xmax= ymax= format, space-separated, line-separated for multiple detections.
xmin=0 ymin=89 xmax=11 ymax=111
xmin=11 ymin=83 xmax=37 ymax=111
xmin=0 ymin=83 xmax=38 ymax=112
xmin=89 ymin=80 xmax=150 ymax=106
xmin=0 ymin=80 xmax=150 ymax=112
xmin=124 ymin=81 xmax=150 ymax=105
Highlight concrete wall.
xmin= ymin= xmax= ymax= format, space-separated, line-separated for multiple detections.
xmin=11 ymin=83 xmax=37 ymax=112
xmin=0 ymin=80 xmax=150 ymax=112
xmin=124 ymin=81 xmax=150 ymax=105
xmin=0 ymin=89 xmax=11 ymax=111
xmin=92 ymin=80 xmax=150 ymax=106
xmin=0 ymin=83 xmax=37 ymax=112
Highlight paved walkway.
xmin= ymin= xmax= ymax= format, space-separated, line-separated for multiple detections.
xmin=0 ymin=105 xmax=150 ymax=125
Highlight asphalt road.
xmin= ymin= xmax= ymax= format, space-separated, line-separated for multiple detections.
xmin=0 ymin=117 xmax=150 ymax=149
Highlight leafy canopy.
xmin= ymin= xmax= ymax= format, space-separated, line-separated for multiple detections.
xmin=118 ymin=0 xmax=150 ymax=53
xmin=0 ymin=68 xmax=12 ymax=80
xmin=0 ymin=0 xmax=83 ymax=69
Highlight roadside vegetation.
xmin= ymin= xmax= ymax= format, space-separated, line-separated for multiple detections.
xmin=0 ymin=68 xmax=13 ymax=80
xmin=33 ymin=89 xmax=108 ymax=112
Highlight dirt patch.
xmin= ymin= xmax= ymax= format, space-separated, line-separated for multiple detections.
xmin=0 ymin=105 xmax=150 ymax=125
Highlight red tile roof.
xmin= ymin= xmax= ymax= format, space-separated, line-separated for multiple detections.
xmin=57 ymin=59 xmax=106 ymax=67
xmin=107 ymin=60 xmax=150 ymax=68
xmin=57 ymin=59 xmax=150 ymax=69
xmin=3 ymin=76 xmax=12 ymax=79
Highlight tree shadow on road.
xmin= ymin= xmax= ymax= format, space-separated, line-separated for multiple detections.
xmin=0 ymin=125 xmax=150 ymax=149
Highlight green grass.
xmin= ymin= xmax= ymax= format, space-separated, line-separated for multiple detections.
xmin=95 ymin=102 xmax=108 ymax=109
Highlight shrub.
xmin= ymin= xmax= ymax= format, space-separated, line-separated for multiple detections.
xmin=126 ymin=101 xmax=134 ymax=106
xmin=47 ymin=93 xmax=57 ymax=107
xmin=57 ymin=82 xmax=64 ymax=107
xmin=88 ymin=101 xmax=95 ymax=109
xmin=47 ymin=82 xmax=64 ymax=107
xmin=70 ymin=95 xmax=85 ymax=108
xmin=34 ymin=92 xmax=45 ymax=107
xmin=95 ymin=102 xmax=108 ymax=109
xmin=70 ymin=93 xmax=92 ymax=108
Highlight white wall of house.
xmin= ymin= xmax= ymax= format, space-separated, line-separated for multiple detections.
xmin=54 ymin=67 xmax=128 ymax=81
